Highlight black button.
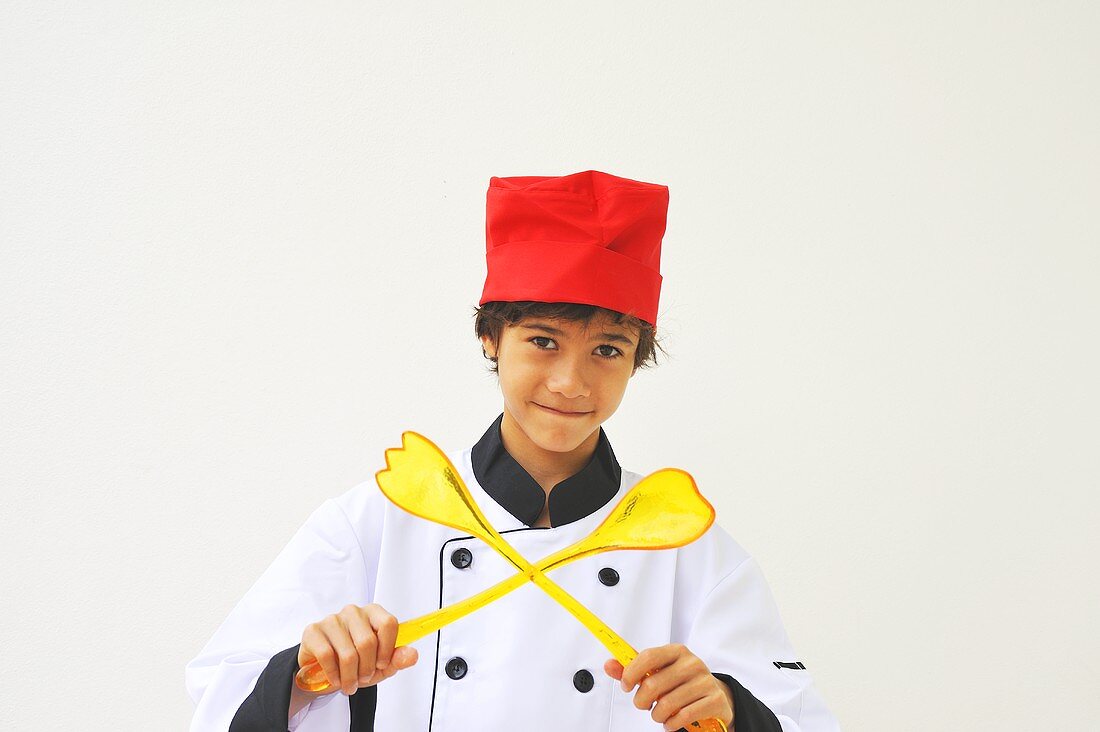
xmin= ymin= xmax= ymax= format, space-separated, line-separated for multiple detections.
xmin=598 ymin=567 xmax=619 ymax=586
xmin=445 ymin=656 xmax=468 ymax=680
xmin=573 ymin=669 xmax=594 ymax=693
xmin=451 ymin=548 xmax=473 ymax=569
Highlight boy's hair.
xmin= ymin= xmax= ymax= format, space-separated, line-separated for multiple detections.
xmin=473 ymin=301 xmax=662 ymax=373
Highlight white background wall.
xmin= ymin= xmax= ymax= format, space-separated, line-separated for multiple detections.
xmin=2 ymin=2 xmax=1097 ymax=730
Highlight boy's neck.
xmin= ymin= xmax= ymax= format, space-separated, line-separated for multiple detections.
xmin=499 ymin=410 xmax=600 ymax=497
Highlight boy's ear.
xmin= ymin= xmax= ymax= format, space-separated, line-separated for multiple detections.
xmin=480 ymin=334 xmax=498 ymax=359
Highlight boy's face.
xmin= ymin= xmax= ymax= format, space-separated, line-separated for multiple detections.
xmin=481 ymin=314 xmax=639 ymax=455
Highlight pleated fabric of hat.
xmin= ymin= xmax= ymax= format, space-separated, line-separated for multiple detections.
xmin=479 ymin=170 xmax=669 ymax=325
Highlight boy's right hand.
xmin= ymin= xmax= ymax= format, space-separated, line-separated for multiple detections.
xmin=298 ymin=603 xmax=419 ymax=696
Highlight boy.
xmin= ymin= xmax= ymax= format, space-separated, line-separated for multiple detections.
xmin=186 ymin=170 xmax=841 ymax=731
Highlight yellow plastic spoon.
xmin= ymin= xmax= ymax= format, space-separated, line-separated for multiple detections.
xmin=297 ymin=432 xmax=725 ymax=731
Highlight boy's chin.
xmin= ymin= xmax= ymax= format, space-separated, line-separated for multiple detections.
xmin=532 ymin=435 xmax=587 ymax=454
xmin=526 ymin=423 xmax=600 ymax=454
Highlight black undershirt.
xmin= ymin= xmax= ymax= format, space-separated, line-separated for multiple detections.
xmin=470 ymin=412 xmax=622 ymax=527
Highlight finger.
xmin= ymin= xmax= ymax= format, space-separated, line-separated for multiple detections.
xmin=358 ymin=645 xmax=420 ymax=689
xmin=301 ymin=623 xmax=342 ymax=693
xmin=631 ymin=666 xmax=685 ymax=712
xmin=663 ymin=696 xmax=728 ymax=732
xmin=621 ymin=644 xmax=685 ymax=692
xmin=374 ymin=646 xmax=420 ymax=683
xmin=648 ymin=674 xmax=712 ymax=724
xmin=604 ymin=659 xmax=625 ymax=681
xmin=390 ymin=645 xmax=419 ymax=670
xmin=633 ymin=653 xmax=709 ymax=711
xmin=633 ymin=669 xmax=673 ymax=708
xmin=341 ymin=607 xmax=379 ymax=684
xmin=322 ymin=614 xmax=362 ymax=696
xmin=364 ymin=604 xmax=399 ymax=670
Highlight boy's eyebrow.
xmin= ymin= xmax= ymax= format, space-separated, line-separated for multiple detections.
xmin=519 ymin=322 xmax=566 ymax=336
xmin=519 ymin=322 xmax=637 ymax=346
xmin=594 ymin=331 xmax=636 ymax=346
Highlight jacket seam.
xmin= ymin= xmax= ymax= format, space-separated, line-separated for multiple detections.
xmin=332 ymin=499 xmax=371 ymax=575
xmin=697 ymin=556 xmax=751 ymax=608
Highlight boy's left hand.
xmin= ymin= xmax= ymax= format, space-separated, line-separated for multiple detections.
xmin=605 ymin=644 xmax=734 ymax=731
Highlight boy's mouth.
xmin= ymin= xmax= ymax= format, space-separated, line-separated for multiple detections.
xmin=534 ymin=403 xmax=591 ymax=417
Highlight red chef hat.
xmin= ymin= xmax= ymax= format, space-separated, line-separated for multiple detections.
xmin=478 ymin=169 xmax=669 ymax=325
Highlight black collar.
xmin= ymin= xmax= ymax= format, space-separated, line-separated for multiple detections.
xmin=470 ymin=413 xmax=622 ymax=528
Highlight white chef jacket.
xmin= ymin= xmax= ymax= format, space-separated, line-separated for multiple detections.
xmin=186 ymin=421 xmax=840 ymax=731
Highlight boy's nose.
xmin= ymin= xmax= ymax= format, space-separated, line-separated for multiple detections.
xmin=546 ymin=358 xmax=591 ymax=399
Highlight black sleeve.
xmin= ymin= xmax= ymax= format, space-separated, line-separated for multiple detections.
xmin=712 ymin=673 xmax=783 ymax=732
xmin=227 ymin=643 xmax=379 ymax=732
xmin=228 ymin=644 xmax=301 ymax=731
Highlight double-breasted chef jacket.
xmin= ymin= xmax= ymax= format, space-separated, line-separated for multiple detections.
xmin=186 ymin=416 xmax=841 ymax=731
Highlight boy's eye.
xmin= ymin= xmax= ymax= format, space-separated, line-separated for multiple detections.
xmin=528 ymin=337 xmax=622 ymax=359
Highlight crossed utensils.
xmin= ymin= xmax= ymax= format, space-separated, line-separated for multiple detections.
xmin=295 ymin=432 xmax=727 ymax=731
